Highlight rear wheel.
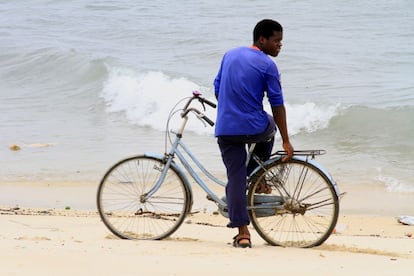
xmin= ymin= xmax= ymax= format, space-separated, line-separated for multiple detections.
xmin=97 ymin=156 xmax=190 ymax=240
xmin=248 ymin=158 xmax=339 ymax=248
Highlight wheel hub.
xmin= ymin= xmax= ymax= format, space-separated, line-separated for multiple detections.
xmin=284 ymin=198 xmax=307 ymax=215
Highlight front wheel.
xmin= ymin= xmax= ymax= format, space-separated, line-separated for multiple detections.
xmin=97 ymin=155 xmax=191 ymax=240
xmin=247 ymin=158 xmax=339 ymax=248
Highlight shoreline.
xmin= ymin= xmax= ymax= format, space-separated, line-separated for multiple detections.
xmin=1 ymin=179 xmax=413 ymax=216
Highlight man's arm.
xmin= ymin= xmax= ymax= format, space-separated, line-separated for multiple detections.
xmin=271 ymin=105 xmax=294 ymax=161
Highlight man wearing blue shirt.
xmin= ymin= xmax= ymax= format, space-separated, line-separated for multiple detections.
xmin=214 ymin=19 xmax=294 ymax=248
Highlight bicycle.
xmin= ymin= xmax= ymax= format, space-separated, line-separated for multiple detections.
xmin=97 ymin=91 xmax=341 ymax=248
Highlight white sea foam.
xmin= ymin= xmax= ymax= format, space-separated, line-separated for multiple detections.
xmin=378 ymin=175 xmax=414 ymax=193
xmin=102 ymin=67 xmax=340 ymax=136
xmin=284 ymin=102 xmax=340 ymax=135
xmin=101 ymin=68 xmax=203 ymax=129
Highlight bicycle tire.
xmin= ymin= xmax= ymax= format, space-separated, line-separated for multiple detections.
xmin=97 ymin=155 xmax=191 ymax=240
xmin=247 ymin=158 xmax=339 ymax=248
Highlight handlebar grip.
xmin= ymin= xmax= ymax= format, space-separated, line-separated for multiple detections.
xmin=202 ymin=98 xmax=217 ymax=108
xmin=201 ymin=115 xmax=215 ymax=126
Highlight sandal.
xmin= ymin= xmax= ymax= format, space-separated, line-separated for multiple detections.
xmin=233 ymin=234 xmax=252 ymax=248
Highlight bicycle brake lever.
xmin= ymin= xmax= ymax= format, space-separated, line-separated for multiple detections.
xmin=196 ymin=113 xmax=207 ymax=127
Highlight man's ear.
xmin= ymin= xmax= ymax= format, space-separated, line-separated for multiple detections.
xmin=258 ymin=36 xmax=266 ymax=46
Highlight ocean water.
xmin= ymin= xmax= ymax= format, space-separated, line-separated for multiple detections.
xmin=1 ymin=0 xmax=413 ymax=193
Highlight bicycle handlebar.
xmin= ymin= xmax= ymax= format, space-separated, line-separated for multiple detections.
xmin=180 ymin=91 xmax=216 ymax=126
xmin=200 ymin=114 xmax=215 ymax=126
xmin=191 ymin=90 xmax=217 ymax=108
xmin=200 ymin=97 xmax=217 ymax=109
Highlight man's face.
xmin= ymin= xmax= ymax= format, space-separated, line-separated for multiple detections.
xmin=260 ymin=31 xmax=283 ymax=57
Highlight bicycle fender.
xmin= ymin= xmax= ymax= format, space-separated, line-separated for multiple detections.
xmin=294 ymin=156 xmax=341 ymax=197
xmin=143 ymin=152 xmax=165 ymax=161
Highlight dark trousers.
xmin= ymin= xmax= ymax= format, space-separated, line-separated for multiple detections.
xmin=217 ymin=115 xmax=275 ymax=228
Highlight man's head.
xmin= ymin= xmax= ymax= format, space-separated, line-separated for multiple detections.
xmin=253 ymin=19 xmax=283 ymax=57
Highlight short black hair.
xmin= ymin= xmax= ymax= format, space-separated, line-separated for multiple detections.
xmin=253 ymin=19 xmax=283 ymax=42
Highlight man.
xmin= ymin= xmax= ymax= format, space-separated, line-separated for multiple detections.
xmin=214 ymin=19 xmax=294 ymax=248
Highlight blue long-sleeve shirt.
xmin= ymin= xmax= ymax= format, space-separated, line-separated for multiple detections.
xmin=214 ymin=46 xmax=284 ymax=136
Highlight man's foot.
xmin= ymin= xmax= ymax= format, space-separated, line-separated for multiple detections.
xmin=233 ymin=234 xmax=252 ymax=248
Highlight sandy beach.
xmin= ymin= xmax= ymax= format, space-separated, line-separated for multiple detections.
xmin=0 ymin=181 xmax=413 ymax=276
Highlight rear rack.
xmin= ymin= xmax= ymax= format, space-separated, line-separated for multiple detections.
xmin=272 ymin=150 xmax=326 ymax=159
